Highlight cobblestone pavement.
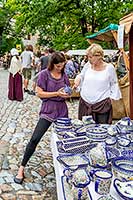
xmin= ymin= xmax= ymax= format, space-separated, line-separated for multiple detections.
xmin=0 ymin=68 xmax=79 ymax=200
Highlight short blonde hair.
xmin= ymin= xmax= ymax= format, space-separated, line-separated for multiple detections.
xmin=86 ymin=44 xmax=104 ymax=57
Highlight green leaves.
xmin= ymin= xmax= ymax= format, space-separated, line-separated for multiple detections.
xmin=0 ymin=0 xmax=133 ymax=53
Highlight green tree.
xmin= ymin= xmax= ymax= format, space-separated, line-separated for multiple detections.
xmin=0 ymin=0 xmax=23 ymax=54
xmin=1 ymin=0 xmax=133 ymax=52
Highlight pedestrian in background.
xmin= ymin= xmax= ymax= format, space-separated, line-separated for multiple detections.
xmin=65 ymin=54 xmax=76 ymax=78
xmin=39 ymin=48 xmax=49 ymax=71
xmin=28 ymin=51 xmax=41 ymax=95
xmin=73 ymin=43 xmax=121 ymax=124
xmin=20 ymin=45 xmax=34 ymax=93
xmin=28 ymin=48 xmax=55 ymax=96
xmin=14 ymin=52 xmax=71 ymax=184
xmin=8 ymin=48 xmax=23 ymax=101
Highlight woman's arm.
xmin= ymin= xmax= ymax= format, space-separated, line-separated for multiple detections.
xmin=36 ymin=86 xmax=70 ymax=98
xmin=73 ymin=61 xmax=90 ymax=89
xmin=109 ymin=64 xmax=122 ymax=100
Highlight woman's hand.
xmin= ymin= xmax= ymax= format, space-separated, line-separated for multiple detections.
xmin=57 ymin=88 xmax=71 ymax=98
xmin=36 ymin=86 xmax=71 ymax=99
xmin=72 ymin=77 xmax=81 ymax=90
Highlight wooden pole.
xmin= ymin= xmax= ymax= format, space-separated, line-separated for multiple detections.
xmin=129 ymin=25 xmax=133 ymax=119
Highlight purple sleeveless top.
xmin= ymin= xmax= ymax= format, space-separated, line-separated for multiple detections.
xmin=37 ymin=69 xmax=70 ymax=122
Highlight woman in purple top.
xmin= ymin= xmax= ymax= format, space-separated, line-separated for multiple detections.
xmin=14 ymin=52 xmax=71 ymax=184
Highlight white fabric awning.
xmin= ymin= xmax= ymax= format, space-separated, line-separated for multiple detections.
xmin=119 ymin=12 xmax=133 ymax=34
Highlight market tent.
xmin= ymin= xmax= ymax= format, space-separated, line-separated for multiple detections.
xmin=86 ymin=24 xmax=118 ymax=43
xmin=66 ymin=49 xmax=117 ymax=56
xmin=119 ymin=12 xmax=133 ymax=34
xmin=66 ymin=49 xmax=86 ymax=56
xmin=119 ymin=12 xmax=133 ymax=119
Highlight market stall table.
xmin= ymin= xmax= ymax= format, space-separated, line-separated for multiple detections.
xmin=50 ymin=132 xmax=124 ymax=200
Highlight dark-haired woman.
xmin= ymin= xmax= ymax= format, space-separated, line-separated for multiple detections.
xmin=8 ymin=48 xmax=23 ymax=101
xmin=14 ymin=52 xmax=71 ymax=184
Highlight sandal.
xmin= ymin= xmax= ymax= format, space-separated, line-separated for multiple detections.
xmin=14 ymin=172 xmax=25 ymax=184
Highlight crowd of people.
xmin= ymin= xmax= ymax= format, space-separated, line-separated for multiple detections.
xmin=3 ymin=43 xmax=122 ymax=184
xmin=7 ymin=45 xmax=86 ymax=101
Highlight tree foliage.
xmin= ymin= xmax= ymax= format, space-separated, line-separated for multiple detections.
xmin=0 ymin=0 xmax=133 ymax=53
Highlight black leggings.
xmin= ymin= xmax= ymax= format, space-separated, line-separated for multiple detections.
xmin=21 ymin=118 xmax=52 ymax=167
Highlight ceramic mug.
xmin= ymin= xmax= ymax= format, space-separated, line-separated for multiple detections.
xmin=93 ymin=169 xmax=113 ymax=195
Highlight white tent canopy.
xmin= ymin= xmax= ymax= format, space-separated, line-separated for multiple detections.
xmin=66 ymin=49 xmax=118 ymax=56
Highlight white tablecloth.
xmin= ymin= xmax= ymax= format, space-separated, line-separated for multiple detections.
xmin=50 ymin=132 xmax=123 ymax=200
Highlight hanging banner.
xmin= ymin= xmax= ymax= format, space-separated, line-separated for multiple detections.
xmin=16 ymin=44 xmax=22 ymax=53
xmin=117 ymin=24 xmax=124 ymax=48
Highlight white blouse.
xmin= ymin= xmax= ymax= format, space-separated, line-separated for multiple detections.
xmin=76 ymin=62 xmax=122 ymax=104
xmin=8 ymin=56 xmax=22 ymax=77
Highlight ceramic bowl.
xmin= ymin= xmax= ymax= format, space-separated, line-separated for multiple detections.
xmin=105 ymin=136 xmax=117 ymax=147
xmin=107 ymin=125 xmax=118 ymax=136
xmin=86 ymin=126 xmax=108 ymax=141
xmin=117 ymin=137 xmax=131 ymax=150
xmin=75 ymin=125 xmax=87 ymax=137
xmin=114 ymin=178 xmax=133 ymax=200
xmin=112 ymin=156 xmax=133 ymax=181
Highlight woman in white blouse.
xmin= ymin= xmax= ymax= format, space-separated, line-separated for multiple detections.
xmin=73 ymin=44 xmax=121 ymax=124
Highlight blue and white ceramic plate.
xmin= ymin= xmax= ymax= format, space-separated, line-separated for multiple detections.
xmin=114 ymin=179 xmax=133 ymax=200
xmin=57 ymin=153 xmax=89 ymax=167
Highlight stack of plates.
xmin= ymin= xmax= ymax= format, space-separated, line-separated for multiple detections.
xmin=54 ymin=117 xmax=73 ymax=133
